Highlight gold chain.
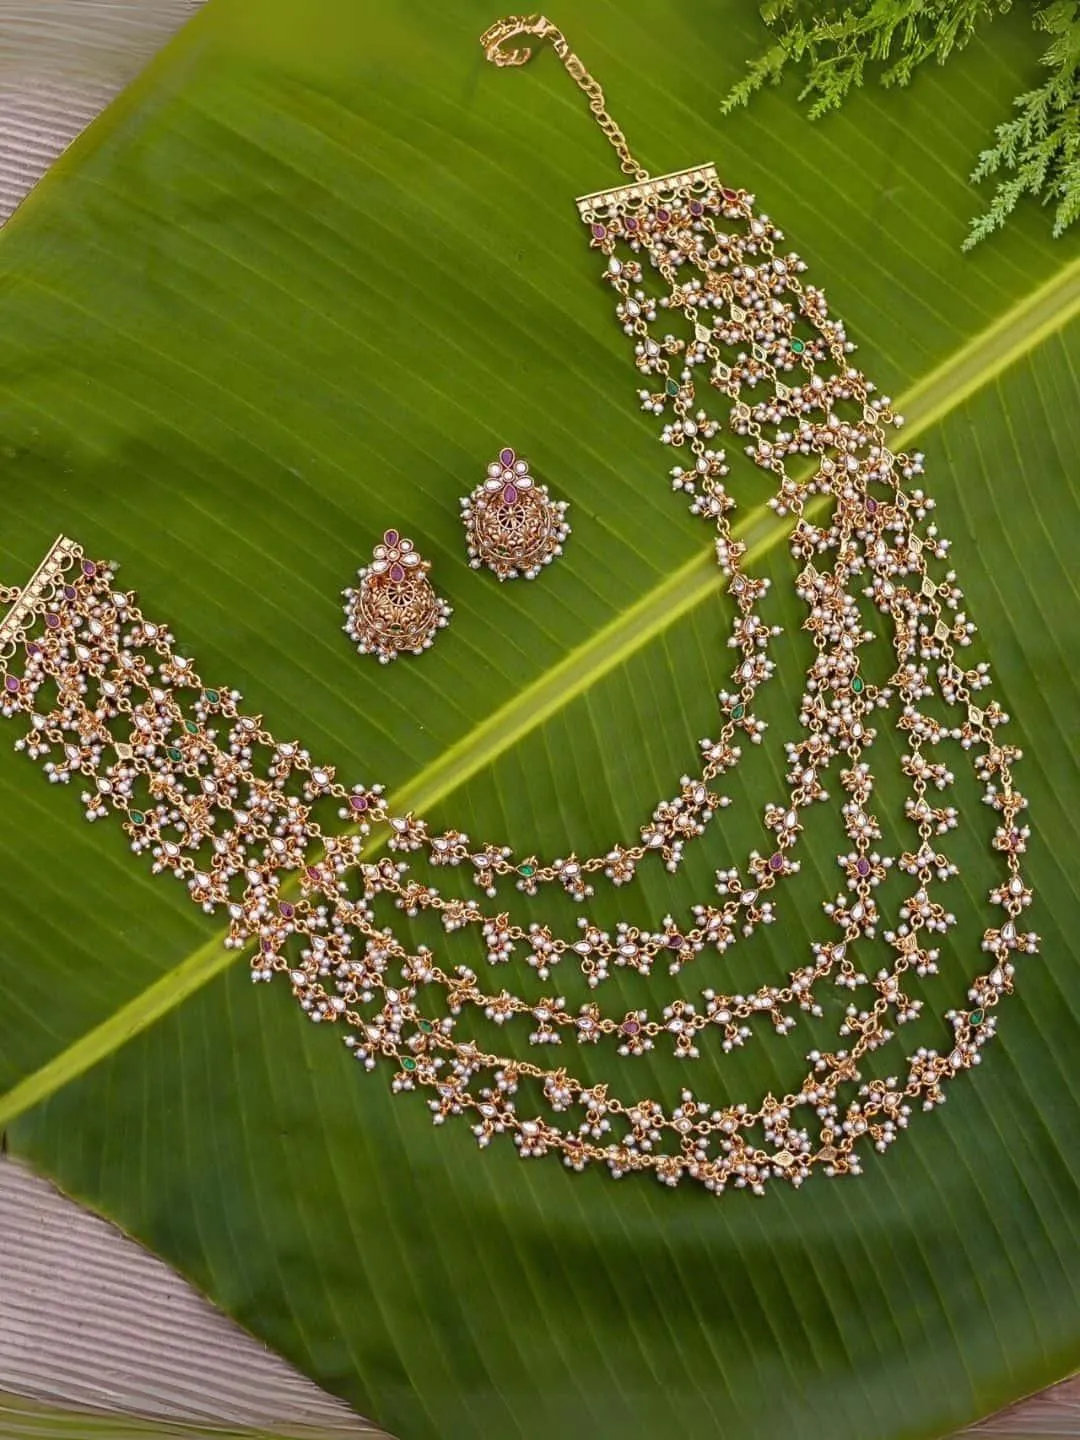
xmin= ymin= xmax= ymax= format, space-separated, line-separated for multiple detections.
xmin=480 ymin=15 xmax=649 ymax=181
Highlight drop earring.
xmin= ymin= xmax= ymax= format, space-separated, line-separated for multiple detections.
xmin=461 ymin=446 xmax=570 ymax=580
xmin=342 ymin=529 xmax=451 ymax=663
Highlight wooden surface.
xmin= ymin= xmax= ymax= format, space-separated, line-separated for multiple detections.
xmin=0 ymin=1 xmax=205 ymax=223
xmin=0 ymin=4 xmax=1074 ymax=1437
xmin=0 ymin=1156 xmax=371 ymax=1434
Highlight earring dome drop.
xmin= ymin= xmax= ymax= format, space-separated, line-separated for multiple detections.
xmin=461 ymin=447 xmax=570 ymax=580
xmin=342 ymin=530 xmax=451 ymax=663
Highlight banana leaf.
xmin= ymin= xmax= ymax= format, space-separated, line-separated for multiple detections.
xmin=1 ymin=2 xmax=1079 ymax=1438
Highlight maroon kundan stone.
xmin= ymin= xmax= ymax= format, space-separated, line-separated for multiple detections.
xmin=499 ymin=447 xmax=515 ymax=468
xmin=856 ymin=857 xmax=871 ymax=877
xmin=81 ymin=560 xmax=97 ymax=576
xmin=769 ymin=852 xmax=784 ymax=872
xmin=63 ymin=585 xmax=77 ymax=601
xmin=656 ymin=208 xmax=670 ymax=222
xmin=44 ymin=613 xmax=60 ymax=628
xmin=389 ymin=563 xmax=406 ymax=583
xmin=279 ymin=901 xmax=295 ymax=919
xmin=502 ymin=484 xmax=518 ymax=505
xmin=621 ymin=1019 xmax=641 ymax=1035
xmin=866 ymin=497 xmax=878 ymax=514
xmin=624 ymin=216 xmax=638 ymax=231
xmin=349 ymin=794 xmax=369 ymax=812
xmin=667 ymin=933 xmax=684 ymax=950
xmin=383 ymin=528 xmax=399 ymax=547
xmin=4 ymin=676 xmax=19 ymax=692
xmin=591 ymin=223 xmax=605 ymax=239
xmin=690 ymin=200 xmax=703 ymax=215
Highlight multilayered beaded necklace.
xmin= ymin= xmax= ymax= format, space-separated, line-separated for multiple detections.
xmin=0 ymin=23 xmax=1037 ymax=1194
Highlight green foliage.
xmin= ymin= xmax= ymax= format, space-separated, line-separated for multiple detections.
xmin=965 ymin=2 xmax=1080 ymax=245
xmin=0 ymin=3 xmax=1079 ymax=1440
xmin=724 ymin=0 xmax=1080 ymax=246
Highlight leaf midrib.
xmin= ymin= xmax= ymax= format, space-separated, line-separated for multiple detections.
xmin=1 ymin=251 xmax=1078 ymax=1133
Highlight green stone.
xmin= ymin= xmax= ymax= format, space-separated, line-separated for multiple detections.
xmin=418 ymin=1020 xmax=434 ymax=1035
xmin=204 ymin=689 xmax=220 ymax=704
xmin=665 ymin=378 xmax=680 ymax=397
xmin=401 ymin=1056 xmax=418 ymax=1072
xmin=184 ymin=720 xmax=199 ymax=735
xmin=851 ymin=676 xmax=865 ymax=694
xmin=791 ymin=339 xmax=806 ymax=354
xmin=519 ymin=864 xmax=536 ymax=877
xmin=731 ymin=703 xmax=746 ymax=720
xmin=970 ymin=1009 xmax=985 ymax=1026
xmin=130 ymin=811 xmax=145 ymax=825
xmin=166 ymin=746 xmax=182 ymax=762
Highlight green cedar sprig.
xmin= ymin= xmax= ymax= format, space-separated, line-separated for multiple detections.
xmin=964 ymin=2 xmax=1080 ymax=247
xmin=722 ymin=0 xmax=1080 ymax=247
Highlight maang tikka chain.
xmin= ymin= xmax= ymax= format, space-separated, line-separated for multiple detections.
xmin=0 ymin=17 xmax=1037 ymax=1197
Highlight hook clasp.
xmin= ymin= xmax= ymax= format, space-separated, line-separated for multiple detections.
xmin=480 ymin=13 xmax=648 ymax=179
xmin=481 ymin=14 xmax=559 ymax=68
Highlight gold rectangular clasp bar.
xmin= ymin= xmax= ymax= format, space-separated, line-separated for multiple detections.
xmin=0 ymin=534 xmax=82 ymax=652
xmin=576 ymin=163 xmax=719 ymax=219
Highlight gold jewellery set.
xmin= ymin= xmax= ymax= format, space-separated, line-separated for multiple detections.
xmin=342 ymin=446 xmax=570 ymax=663
xmin=0 ymin=19 xmax=1037 ymax=1195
